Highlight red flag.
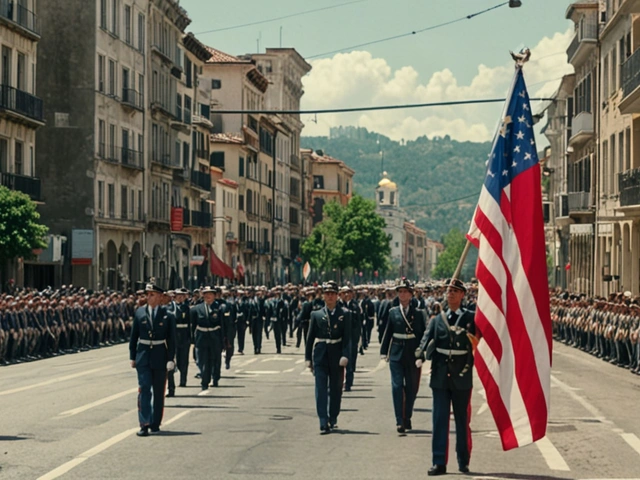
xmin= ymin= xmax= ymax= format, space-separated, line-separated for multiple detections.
xmin=467 ymin=67 xmax=552 ymax=451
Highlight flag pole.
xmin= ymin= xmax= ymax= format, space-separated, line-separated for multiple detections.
xmin=451 ymin=48 xmax=532 ymax=283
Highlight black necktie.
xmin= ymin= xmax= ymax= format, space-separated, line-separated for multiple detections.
xmin=449 ymin=311 xmax=458 ymax=325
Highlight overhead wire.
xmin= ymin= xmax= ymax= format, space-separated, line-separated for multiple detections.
xmin=404 ymin=192 xmax=481 ymax=208
xmin=306 ymin=2 xmax=509 ymax=59
xmin=194 ymin=0 xmax=370 ymax=35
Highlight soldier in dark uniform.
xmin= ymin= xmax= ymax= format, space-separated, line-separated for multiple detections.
xmin=305 ymin=281 xmax=352 ymax=434
xmin=167 ymin=287 xmax=191 ymax=395
xmin=235 ymin=290 xmax=250 ymax=355
xmin=267 ymin=286 xmax=288 ymax=354
xmin=417 ymin=278 xmax=476 ymax=475
xmin=295 ymin=287 xmax=315 ymax=348
xmin=190 ymin=286 xmax=227 ymax=389
xmin=342 ymin=285 xmax=362 ymax=392
xmin=249 ymin=287 xmax=263 ymax=354
xmin=129 ymin=283 xmax=177 ymax=437
xmin=380 ymin=279 xmax=426 ymax=434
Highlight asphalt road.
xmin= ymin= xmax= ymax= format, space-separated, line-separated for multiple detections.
xmin=1 ymin=337 xmax=640 ymax=480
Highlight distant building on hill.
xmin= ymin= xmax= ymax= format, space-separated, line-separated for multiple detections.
xmin=329 ymin=126 xmax=369 ymax=141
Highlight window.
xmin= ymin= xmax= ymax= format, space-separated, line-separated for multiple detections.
xmin=98 ymin=119 xmax=105 ymax=157
xmin=16 ymin=53 xmax=26 ymax=91
xmin=602 ymin=140 xmax=608 ymax=192
xmin=100 ymin=0 xmax=107 ymax=29
xmin=108 ymin=183 xmax=115 ymax=217
xmin=185 ymin=57 xmax=192 ymax=88
xmin=603 ymin=54 xmax=609 ymax=99
xmin=290 ymin=207 xmax=299 ymax=225
xmin=625 ymin=127 xmax=631 ymax=172
xmin=137 ymin=13 xmax=145 ymax=51
xmin=14 ymin=141 xmax=23 ymax=175
xmin=130 ymin=189 xmax=135 ymax=220
xmin=619 ymin=131 xmax=624 ymax=176
xmin=239 ymin=194 xmax=244 ymax=211
xmin=98 ymin=54 xmax=105 ymax=92
xmin=121 ymin=185 xmax=128 ymax=219
xmin=313 ymin=175 xmax=324 ymax=189
xmin=138 ymin=190 xmax=143 ymax=220
xmin=122 ymin=67 xmax=129 ymax=99
xmin=138 ymin=73 xmax=144 ymax=104
xmin=111 ymin=0 xmax=118 ymax=35
xmin=109 ymin=124 xmax=116 ymax=160
xmin=611 ymin=46 xmax=617 ymax=92
xmin=239 ymin=156 xmax=245 ymax=177
xmin=108 ymin=59 xmax=116 ymax=96
xmin=98 ymin=180 xmax=104 ymax=217
xmin=124 ymin=5 xmax=132 ymax=44
xmin=2 ymin=46 xmax=12 ymax=87
xmin=211 ymin=79 xmax=221 ymax=89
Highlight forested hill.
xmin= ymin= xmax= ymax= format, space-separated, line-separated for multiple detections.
xmin=301 ymin=128 xmax=492 ymax=241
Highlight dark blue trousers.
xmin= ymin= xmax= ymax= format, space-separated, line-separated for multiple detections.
xmin=431 ymin=387 xmax=472 ymax=468
xmin=345 ymin=341 xmax=358 ymax=389
xmin=314 ymin=361 xmax=344 ymax=428
xmin=389 ymin=360 xmax=420 ymax=426
xmin=199 ymin=341 xmax=222 ymax=388
xmin=137 ymin=366 xmax=166 ymax=428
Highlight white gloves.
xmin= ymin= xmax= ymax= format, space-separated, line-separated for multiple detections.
xmin=415 ymin=359 xmax=423 ymax=369
xmin=339 ymin=356 xmax=349 ymax=367
xmin=306 ymin=360 xmax=312 ymax=370
xmin=166 ymin=361 xmax=175 ymax=371
xmin=380 ymin=355 xmax=389 ymax=363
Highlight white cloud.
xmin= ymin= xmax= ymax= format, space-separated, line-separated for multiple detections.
xmin=301 ymin=29 xmax=574 ymax=143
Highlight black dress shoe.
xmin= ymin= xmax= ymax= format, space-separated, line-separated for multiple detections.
xmin=397 ymin=425 xmax=406 ymax=434
xmin=459 ymin=465 xmax=470 ymax=473
xmin=320 ymin=425 xmax=331 ymax=435
xmin=166 ymin=391 xmax=175 ymax=398
xmin=136 ymin=427 xmax=149 ymax=437
xmin=179 ymin=383 xmax=186 ymax=387
xmin=150 ymin=426 xmax=160 ymax=434
xmin=404 ymin=419 xmax=412 ymax=431
xmin=213 ymin=380 xmax=219 ymax=387
xmin=427 ymin=465 xmax=446 ymax=476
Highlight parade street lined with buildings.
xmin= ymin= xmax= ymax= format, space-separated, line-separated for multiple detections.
xmin=1 ymin=339 xmax=639 ymax=480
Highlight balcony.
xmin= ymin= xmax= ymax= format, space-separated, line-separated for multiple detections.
xmin=566 ymin=20 xmax=597 ymax=65
xmin=568 ymin=191 xmax=591 ymax=214
xmin=151 ymin=153 xmax=180 ymax=169
xmin=602 ymin=0 xmax=640 ymax=38
xmin=618 ymin=167 xmax=640 ymax=207
xmin=620 ymin=48 xmax=640 ymax=114
xmin=258 ymin=242 xmax=271 ymax=255
xmin=244 ymin=240 xmax=255 ymax=252
xmin=190 ymin=169 xmax=211 ymax=192
xmin=567 ymin=111 xmax=593 ymax=147
xmin=195 ymin=149 xmax=209 ymax=160
xmin=1 ymin=172 xmax=41 ymax=201
xmin=151 ymin=44 xmax=173 ymax=64
xmin=99 ymin=144 xmax=144 ymax=170
xmin=190 ymin=210 xmax=212 ymax=228
xmin=0 ymin=84 xmax=44 ymax=126
xmin=555 ymin=193 xmax=569 ymax=218
xmin=192 ymin=114 xmax=213 ymax=128
xmin=290 ymin=154 xmax=301 ymax=172
xmin=0 ymin=0 xmax=40 ymax=39
xmin=121 ymin=88 xmax=143 ymax=111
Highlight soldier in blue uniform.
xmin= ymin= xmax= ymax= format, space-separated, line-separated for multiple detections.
xmin=380 ymin=279 xmax=426 ymax=434
xmin=190 ymin=286 xmax=227 ymax=389
xmin=129 ymin=283 xmax=177 ymax=437
xmin=416 ymin=278 xmax=476 ymax=475
xmin=167 ymin=287 xmax=191 ymax=395
xmin=305 ymin=281 xmax=352 ymax=434
xmin=267 ymin=286 xmax=288 ymax=354
xmin=342 ymin=285 xmax=362 ymax=392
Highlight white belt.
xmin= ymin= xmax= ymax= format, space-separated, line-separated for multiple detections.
xmin=270 ymin=317 xmax=278 ymax=322
xmin=436 ymin=348 xmax=468 ymax=356
xmin=197 ymin=326 xmax=221 ymax=332
xmin=315 ymin=337 xmax=342 ymax=345
xmin=176 ymin=324 xmax=189 ymax=328
xmin=237 ymin=313 xmax=244 ymax=317
xmin=393 ymin=333 xmax=415 ymax=340
xmin=138 ymin=339 xmax=165 ymax=346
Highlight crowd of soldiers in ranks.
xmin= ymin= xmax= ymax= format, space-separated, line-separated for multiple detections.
xmin=0 ymin=282 xmax=479 ymax=371
xmin=551 ymin=290 xmax=640 ymax=375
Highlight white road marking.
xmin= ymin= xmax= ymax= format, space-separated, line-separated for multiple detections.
xmin=282 ymin=368 xmax=295 ymax=373
xmin=370 ymin=359 xmax=387 ymax=374
xmin=535 ymin=436 xmax=570 ymax=471
xmin=260 ymin=356 xmax=295 ymax=362
xmin=295 ymin=359 xmax=305 ymax=364
xmin=197 ymin=389 xmax=211 ymax=396
xmin=37 ymin=410 xmax=191 ymax=480
xmin=550 ymin=375 xmax=608 ymax=422
xmin=57 ymin=388 xmax=138 ymax=418
xmin=300 ymin=370 xmax=312 ymax=376
xmin=0 ymin=366 xmax=112 ymax=397
xmin=620 ymin=433 xmax=640 ymax=456
xmin=244 ymin=370 xmax=281 ymax=375
xmin=235 ymin=358 xmax=258 ymax=368
xmin=234 ymin=369 xmax=244 ymax=374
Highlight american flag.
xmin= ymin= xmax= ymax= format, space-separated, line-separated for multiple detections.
xmin=467 ymin=67 xmax=552 ymax=451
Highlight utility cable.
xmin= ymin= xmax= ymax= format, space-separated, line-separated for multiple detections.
xmin=212 ymin=96 xmax=554 ymax=115
xmin=307 ymin=2 xmax=508 ymax=59
xmin=404 ymin=192 xmax=481 ymax=208
xmin=195 ymin=0 xmax=369 ymax=35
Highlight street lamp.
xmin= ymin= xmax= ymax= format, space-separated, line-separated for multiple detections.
xmin=509 ymin=0 xmax=522 ymax=7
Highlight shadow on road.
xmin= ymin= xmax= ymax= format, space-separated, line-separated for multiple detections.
xmin=155 ymin=431 xmax=201 ymax=437
xmin=332 ymin=429 xmax=380 ymax=436
xmin=0 ymin=436 xmax=29 ymax=441
xmin=165 ymin=404 xmax=237 ymax=409
xmin=475 ymin=474 xmax=572 ymax=480
xmin=413 ymin=408 xmax=432 ymax=413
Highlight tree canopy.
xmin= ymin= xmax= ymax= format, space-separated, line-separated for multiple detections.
xmin=0 ymin=186 xmax=48 ymax=264
xmin=432 ymin=227 xmax=476 ymax=280
xmin=302 ymin=194 xmax=390 ymax=278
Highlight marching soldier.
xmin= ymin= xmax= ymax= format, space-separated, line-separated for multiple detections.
xmin=305 ymin=281 xmax=352 ymax=434
xmin=295 ymin=287 xmax=315 ymax=348
xmin=129 ymin=283 xmax=176 ymax=437
xmin=167 ymin=287 xmax=191 ymax=395
xmin=267 ymin=286 xmax=288 ymax=354
xmin=380 ymin=279 xmax=426 ymax=434
xmin=417 ymin=278 xmax=476 ymax=475
xmin=342 ymin=285 xmax=362 ymax=392
xmin=190 ymin=286 xmax=227 ymax=389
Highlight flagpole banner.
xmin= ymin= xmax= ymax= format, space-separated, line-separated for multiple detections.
xmin=303 ymin=261 xmax=311 ymax=281
xmin=467 ymin=66 xmax=552 ymax=451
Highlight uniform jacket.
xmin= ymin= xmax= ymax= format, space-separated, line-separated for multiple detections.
xmin=190 ymin=301 xmax=227 ymax=348
xmin=420 ymin=308 xmax=476 ymax=390
xmin=380 ymin=303 xmax=426 ymax=363
xmin=129 ymin=305 xmax=176 ymax=369
xmin=305 ymin=305 xmax=352 ymax=367
xmin=170 ymin=301 xmax=191 ymax=347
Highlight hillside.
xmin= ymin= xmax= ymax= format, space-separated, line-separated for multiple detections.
xmin=301 ymin=128 xmax=492 ymax=242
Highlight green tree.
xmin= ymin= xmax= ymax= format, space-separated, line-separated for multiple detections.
xmin=301 ymin=200 xmax=344 ymax=273
xmin=0 ymin=186 xmax=48 ymax=266
xmin=339 ymin=194 xmax=390 ymax=273
xmin=432 ymin=228 xmax=469 ymax=280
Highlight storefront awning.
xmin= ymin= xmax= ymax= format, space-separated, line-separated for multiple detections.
xmin=210 ymin=249 xmax=234 ymax=279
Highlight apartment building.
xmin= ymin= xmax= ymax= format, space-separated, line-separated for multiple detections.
xmin=0 ymin=0 xmax=44 ymax=285
xmin=403 ymin=220 xmax=427 ymax=280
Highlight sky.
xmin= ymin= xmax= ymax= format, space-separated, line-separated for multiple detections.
xmin=180 ymin=0 xmax=576 ymax=144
